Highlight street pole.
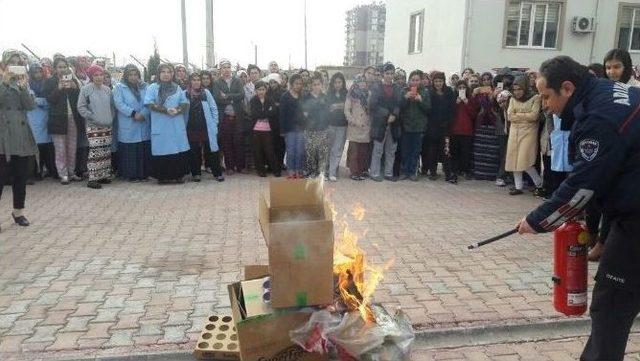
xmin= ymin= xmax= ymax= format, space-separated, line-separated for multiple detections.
xmin=205 ymin=0 xmax=215 ymax=68
xmin=254 ymin=44 xmax=258 ymax=66
xmin=181 ymin=0 xmax=189 ymax=66
xmin=304 ymin=0 xmax=308 ymax=69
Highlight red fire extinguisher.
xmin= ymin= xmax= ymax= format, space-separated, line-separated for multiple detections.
xmin=553 ymin=220 xmax=590 ymax=316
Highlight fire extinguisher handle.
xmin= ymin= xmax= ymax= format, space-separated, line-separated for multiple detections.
xmin=467 ymin=228 xmax=519 ymax=249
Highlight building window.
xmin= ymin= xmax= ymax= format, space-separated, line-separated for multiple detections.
xmin=505 ymin=1 xmax=561 ymax=48
xmin=618 ymin=6 xmax=640 ymax=51
xmin=408 ymin=10 xmax=424 ymax=54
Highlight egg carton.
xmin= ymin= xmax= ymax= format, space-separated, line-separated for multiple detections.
xmin=193 ymin=315 xmax=240 ymax=360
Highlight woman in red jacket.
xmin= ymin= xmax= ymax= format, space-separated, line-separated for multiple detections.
xmin=444 ymin=80 xmax=476 ymax=183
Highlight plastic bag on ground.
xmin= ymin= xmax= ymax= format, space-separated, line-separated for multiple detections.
xmin=290 ymin=306 xmax=415 ymax=361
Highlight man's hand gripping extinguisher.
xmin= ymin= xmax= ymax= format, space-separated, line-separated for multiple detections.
xmin=553 ymin=220 xmax=590 ymax=316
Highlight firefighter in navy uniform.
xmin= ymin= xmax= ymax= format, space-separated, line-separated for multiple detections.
xmin=517 ymin=56 xmax=640 ymax=361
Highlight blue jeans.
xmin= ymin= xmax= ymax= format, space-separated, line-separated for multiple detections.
xmin=285 ymin=131 xmax=305 ymax=173
xmin=401 ymin=132 xmax=423 ymax=176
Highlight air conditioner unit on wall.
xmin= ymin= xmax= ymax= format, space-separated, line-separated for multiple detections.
xmin=572 ymin=16 xmax=595 ymax=33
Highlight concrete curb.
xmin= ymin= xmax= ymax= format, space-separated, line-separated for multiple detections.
xmin=413 ymin=316 xmax=640 ymax=350
xmin=48 ymin=317 xmax=640 ymax=360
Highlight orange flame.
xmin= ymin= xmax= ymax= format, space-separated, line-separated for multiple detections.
xmin=332 ymin=204 xmax=393 ymax=323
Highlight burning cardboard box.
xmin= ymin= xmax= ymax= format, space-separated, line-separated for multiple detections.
xmin=258 ymin=179 xmax=334 ymax=308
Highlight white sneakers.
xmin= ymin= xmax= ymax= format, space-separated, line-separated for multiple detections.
xmin=328 ymin=176 xmax=337 ymax=182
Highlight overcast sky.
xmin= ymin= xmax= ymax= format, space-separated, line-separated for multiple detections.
xmin=0 ymin=0 xmax=374 ymax=69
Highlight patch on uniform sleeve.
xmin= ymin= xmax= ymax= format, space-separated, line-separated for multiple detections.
xmin=579 ymin=139 xmax=599 ymax=161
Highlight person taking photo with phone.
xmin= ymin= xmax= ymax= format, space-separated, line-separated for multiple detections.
xmin=0 ymin=53 xmax=37 ymax=232
xmin=43 ymin=57 xmax=85 ymax=185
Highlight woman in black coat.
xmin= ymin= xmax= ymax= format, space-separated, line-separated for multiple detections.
xmin=43 ymin=57 xmax=85 ymax=184
xmin=422 ymin=71 xmax=456 ymax=180
xmin=250 ymin=81 xmax=280 ymax=177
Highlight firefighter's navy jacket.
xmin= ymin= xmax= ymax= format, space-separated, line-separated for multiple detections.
xmin=527 ymin=75 xmax=640 ymax=232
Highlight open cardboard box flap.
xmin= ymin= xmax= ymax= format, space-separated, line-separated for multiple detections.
xmin=269 ymin=178 xmax=324 ymax=207
xmin=257 ymin=179 xmax=335 ymax=308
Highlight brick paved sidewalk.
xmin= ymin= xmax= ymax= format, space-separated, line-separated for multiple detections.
xmin=0 ymin=174 xmax=596 ymax=358
xmin=412 ymin=333 xmax=640 ymax=360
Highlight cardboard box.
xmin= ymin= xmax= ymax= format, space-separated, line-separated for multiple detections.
xmin=228 ymin=266 xmax=328 ymax=361
xmin=258 ymin=179 xmax=334 ymax=308
xmin=240 ymin=276 xmax=273 ymax=318
xmin=192 ymin=315 xmax=240 ymax=360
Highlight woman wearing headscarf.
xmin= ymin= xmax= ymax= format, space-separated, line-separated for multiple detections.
xmin=27 ymin=63 xmax=57 ymax=179
xmin=0 ymin=50 xmax=26 ymax=78
xmin=185 ymin=72 xmax=223 ymax=182
xmin=175 ymin=64 xmax=189 ymax=90
xmin=77 ymin=65 xmax=115 ymax=189
xmin=344 ymin=74 xmax=372 ymax=181
xmin=471 ymin=72 xmax=500 ymax=181
xmin=200 ymin=70 xmax=214 ymax=94
xmin=505 ymin=76 xmax=542 ymax=195
xmin=265 ymin=73 xmax=286 ymax=171
xmin=0 ymin=57 xmax=37 ymax=230
xmin=43 ymin=57 xmax=85 ymax=184
xmin=114 ymin=64 xmax=151 ymax=182
xmin=143 ymin=63 xmax=190 ymax=184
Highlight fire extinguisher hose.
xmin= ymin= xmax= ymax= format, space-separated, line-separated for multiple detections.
xmin=467 ymin=228 xmax=519 ymax=249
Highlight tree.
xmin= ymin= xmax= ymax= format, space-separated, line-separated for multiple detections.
xmin=146 ymin=40 xmax=161 ymax=82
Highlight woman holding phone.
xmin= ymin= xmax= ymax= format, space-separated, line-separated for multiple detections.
xmin=43 ymin=57 xmax=85 ymax=185
xmin=444 ymin=80 xmax=476 ymax=183
xmin=399 ymin=70 xmax=431 ymax=181
xmin=0 ymin=58 xmax=37 ymax=230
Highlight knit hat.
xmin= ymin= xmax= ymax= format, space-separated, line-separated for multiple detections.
xmin=2 ymin=49 xmax=23 ymax=65
xmin=218 ymin=59 xmax=231 ymax=69
xmin=86 ymin=65 xmax=104 ymax=80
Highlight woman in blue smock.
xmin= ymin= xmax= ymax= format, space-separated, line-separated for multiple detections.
xmin=114 ymin=64 xmax=151 ymax=182
xmin=27 ymin=63 xmax=57 ymax=179
xmin=143 ymin=64 xmax=190 ymax=184
xmin=185 ymin=72 xmax=223 ymax=182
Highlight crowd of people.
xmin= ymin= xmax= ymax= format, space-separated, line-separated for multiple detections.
xmin=0 ymin=48 xmax=638 ymax=246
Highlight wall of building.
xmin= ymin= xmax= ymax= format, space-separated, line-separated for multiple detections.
xmin=592 ymin=0 xmax=640 ymax=65
xmin=465 ymin=0 xmax=640 ymax=72
xmin=384 ymin=0 xmax=467 ymax=75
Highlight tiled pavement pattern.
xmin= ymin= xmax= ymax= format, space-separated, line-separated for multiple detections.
xmin=0 ymin=174 xmax=600 ymax=358
xmin=412 ymin=333 xmax=640 ymax=360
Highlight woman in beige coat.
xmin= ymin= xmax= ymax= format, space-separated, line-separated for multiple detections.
xmin=505 ymin=76 xmax=543 ymax=195
xmin=344 ymin=75 xmax=371 ymax=180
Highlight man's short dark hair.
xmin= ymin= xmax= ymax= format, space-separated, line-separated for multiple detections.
xmin=539 ymin=56 xmax=589 ymax=92
xmin=247 ymin=64 xmax=261 ymax=74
